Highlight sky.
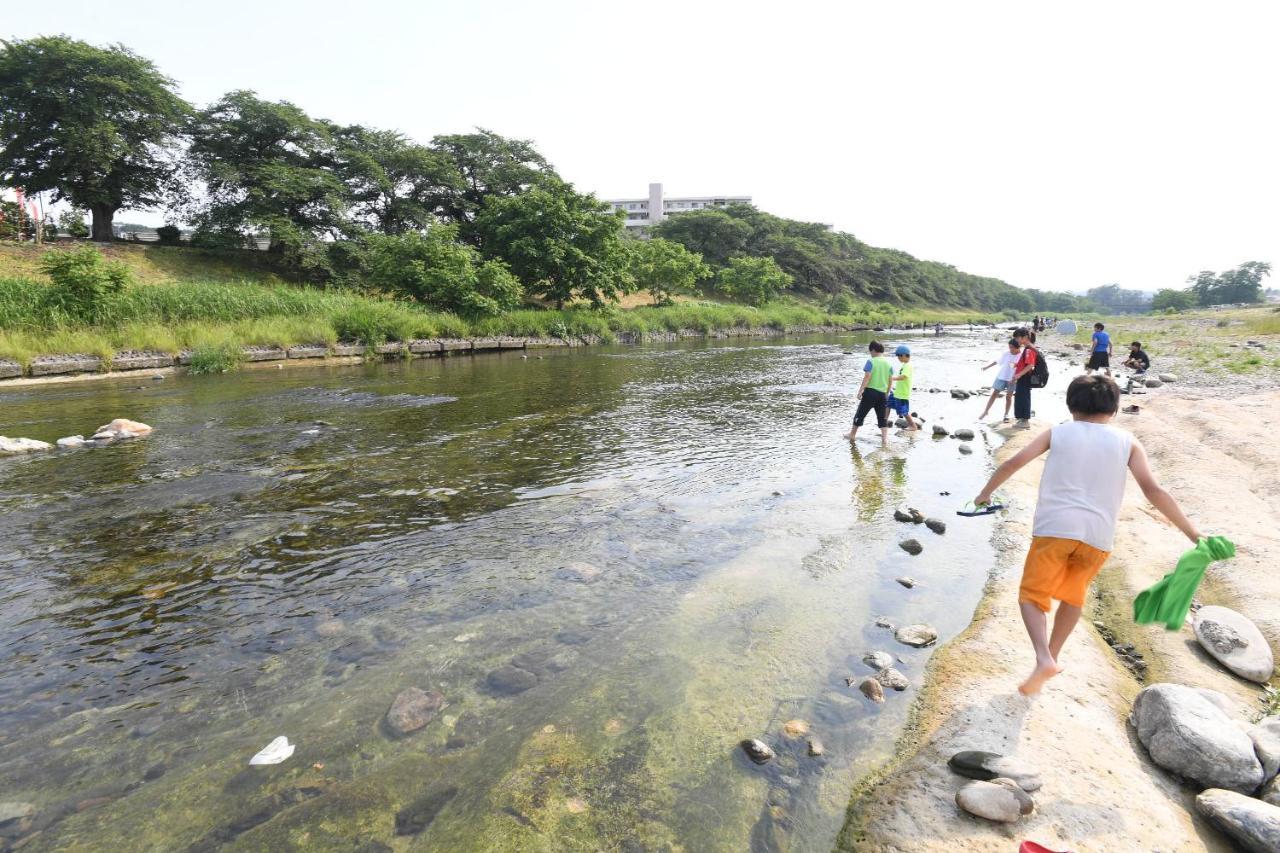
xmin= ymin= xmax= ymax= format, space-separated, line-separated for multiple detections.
xmin=8 ymin=0 xmax=1280 ymax=294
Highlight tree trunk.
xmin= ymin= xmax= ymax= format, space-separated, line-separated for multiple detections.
xmin=90 ymin=204 xmax=115 ymax=242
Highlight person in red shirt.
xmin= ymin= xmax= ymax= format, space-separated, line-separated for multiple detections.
xmin=1010 ymin=327 xmax=1037 ymax=429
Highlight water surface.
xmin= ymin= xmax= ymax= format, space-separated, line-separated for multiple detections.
xmin=0 ymin=333 xmax=1027 ymax=851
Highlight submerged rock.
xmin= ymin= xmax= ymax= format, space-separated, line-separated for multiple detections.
xmin=1194 ymin=605 xmax=1274 ymax=683
xmin=56 ymin=435 xmax=86 ymax=449
xmin=924 ymin=518 xmax=946 ymax=535
xmin=486 ymin=665 xmax=538 ymax=695
xmin=862 ymin=650 xmax=894 ymax=670
xmin=1194 ymin=788 xmax=1280 ymax=852
xmin=858 ymin=676 xmax=885 ymax=703
xmin=875 ymin=668 xmax=909 ymax=691
xmin=384 ymin=687 xmax=445 ymax=737
xmin=0 ymin=436 xmax=52 ymax=454
xmin=1131 ymin=683 xmax=1263 ymax=792
xmin=955 ymin=778 xmax=1034 ymax=823
xmin=899 ymin=539 xmax=923 ymax=556
xmin=958 ymin=443 xmax=973 ymax=455
xmin=948 ymin=751 xmax=1042 ymax=791
xmin=555 ymin=562 xmax=602 ymax=584
xmin=874 ymin=616 xmax=895 ymax=629
xmin=807 ymin=738 xmax=825 ymax=757
xmin=895 ymin=624 xmax=938 ymax=647
xmin=741 ymin=738 xmax=776 ymax=764
xmin=0 ymin=802 xmax=35 ymax=825
xmin=395 ymin=787 xmax=459 ymax=836
xmin=91 ymin=418 xmax=153 ymax=441
xmin=782 ymin=719 xmax=809 ymax=737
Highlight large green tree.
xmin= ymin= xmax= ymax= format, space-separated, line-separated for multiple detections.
xmin=473 ymin=179 xmax=631 ymax=308
xmin=186 ymin=90 xmax=350 ymax=263
xmin=428 ymin=129 xmax=555 ymax=240
xmin=1187 ymin=261 xmax=1271 ymax=306
xmin=1085 ymin=283 xmax=1151 ymax=313
xmin=334 ymin=126 xmax=462 ymax=235
xmin=363 ymin=226 xmax=521 ymax=317
xmin=1151 ymin=288 xmax=1197 ymax=312
xmin=0 ymin=36 xmax=191 ymax=241
xmin=627 ymin=238 xmax=710 ymax=304
xmin=715 ymin=255 xmax=792 ymax=306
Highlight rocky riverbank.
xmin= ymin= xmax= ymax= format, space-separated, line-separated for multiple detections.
xmin=0 ymin=323 xmax=870 ymax=387
xmin=840 ymin=389 xmax=1280 ymax=851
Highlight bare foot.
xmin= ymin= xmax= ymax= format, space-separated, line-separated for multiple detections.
xmin=1018 ymin=661 xmax=1062 ymax=695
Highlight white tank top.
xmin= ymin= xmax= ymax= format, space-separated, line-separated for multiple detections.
xmin=1031 ymin=420 xmax=1133 ymax=552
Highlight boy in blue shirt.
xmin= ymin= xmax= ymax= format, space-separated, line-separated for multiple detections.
xmin=1087 ymin=322 xmax=1112 ymax=377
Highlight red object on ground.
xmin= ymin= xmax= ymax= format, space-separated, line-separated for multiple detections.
xmin=1019 ymin=843 xmax=1071 ymax=853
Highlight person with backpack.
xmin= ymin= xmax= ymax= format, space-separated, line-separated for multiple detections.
xmin=1010 ymin=327 xmax=1046 ymax=429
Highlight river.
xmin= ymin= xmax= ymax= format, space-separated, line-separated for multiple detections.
xmin=0 ymin=331 xmax=1040 ymax=851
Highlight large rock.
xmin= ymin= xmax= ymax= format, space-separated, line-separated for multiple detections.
xmin=1131 ymin=683 xmax=1264 ymax=792
xmin=1250 ymin=718 xmax=1280 ymax=782
xmin=91 ymin=419 xmax=153 ymax=441
xmin=1264 ymin=776 xmax=1280 ymax=807
xmin=384 ymin=687 xmax=445 ymax=736
xmin=948 ymin=750 xmax=1042 ymax=792
xmin=1194 ymin=605 xmax=1274 ymax=683
xmin=1195 ymin=788 xmax=1280 ymax=852
xmin=899 ymin=539 xmax=923 ymax=556
xmin=955 ymin=778 xmax=1034 ymax=823
xmin=0 ymin=436 xmax=52 ymax=454
xmin=894 ymin=624 xmax=938 ymax=647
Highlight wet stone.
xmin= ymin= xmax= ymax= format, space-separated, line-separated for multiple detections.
xmin=486 ymin=665 xmax=538 ymax=695
xmin=899 ymin=539 xmax=923 ymax=556
xmin=384 ymin=687 xmax=446 ymax=737
xmin=0 ymin=803 xmax=34 ymax=825
xmin=142 ymin=763 xmax=167 ymax=782
xmin=862 ymin=650 xmax=894 ymax=670
xmin=875 ymin=668 xmax=910 ymax=691
xmin=896 ymin=576 xmax=916 ymax=589
xmin=554 ymin=627 xmax=593 ymax=645
xmin=395 ymin=787 xmax=458 ymax=836
xmin=953 ymin=428 xmax=976 ymax=440
xmin=807 ymin=738 xmax=825 ymax=757
xmin=741 ymin=738 xmax=776 ymax=764
xmin=858 ymin=676 xmax=885 ymax=703
xmin=925 ymin=518 xmax=946 ymax=534
xmin=959 ymin=443 xmax=974 ymax=455
xmin=895 ymin=624 xmax=938 ymax=647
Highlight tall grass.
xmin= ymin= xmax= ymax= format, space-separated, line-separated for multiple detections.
xmin=0 ymin=273 xmax=1022 ymax=369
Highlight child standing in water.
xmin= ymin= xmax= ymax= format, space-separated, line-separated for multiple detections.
xmin=1087 ymin=322 xmax=1112 ymax=376
xmin=848 ymin=341 xmax=894 ymax=448
xmin=888 ymin=345 xmax=918 ymax=431
xmin=979 ymin=338 xmax=1020 ymax=422
xmin=973 ymin=375 xmax=1202 ymax=695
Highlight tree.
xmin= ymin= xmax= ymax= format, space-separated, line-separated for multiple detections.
xmin=428 ymin=129 xmax=555 ymax=240
xmin=363 ymin=226 xmax=521 ymax=317
xmin=186 ymin=90 xmax=351 ymax=269
xmin=627 ymin=238 xmax=710 ymax=304
xmin=333 ymin=126 xmax=462 ymax=235
xmin=1151 ymin=288 xmax=1196 ymax=312
xmin=1085 ymin=284 xmax=1151 ymax=313
xmin=651 ymin=207 xmax=753 ymax=268
xmin=58 ymin=209 xmax=90 ymax=239
xmin=1187 ymin=262 xmax=1271 ymax=306
xmin=716 ymin=256 xmax=792 ymax=306
xmin=0 ymin=36 xmax=190 ymax=241
xmin=473 ymin=179 xmax=631 ymax=308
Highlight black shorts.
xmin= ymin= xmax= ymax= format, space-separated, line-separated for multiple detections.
xmin=854 ymin=388 xmax=889 ymax=428
xmin=1088 ymin=351 xmax=1110 ymax=369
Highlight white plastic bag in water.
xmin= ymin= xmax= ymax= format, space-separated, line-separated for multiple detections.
xmin=249 ymin=736 xmax=295 ymax=766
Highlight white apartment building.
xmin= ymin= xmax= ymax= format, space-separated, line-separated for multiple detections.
xmin=604 ymin=183 xmax=750 ymax=234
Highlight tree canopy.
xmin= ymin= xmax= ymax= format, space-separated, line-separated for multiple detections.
xmin=627 ymin=238 xmax=711 ymax=305
xmin=1085 ymin=284 xmax=1151 ymax=313
xmin=0 ymin=35 xmax=191 ymax=240
xmin=1186 ymin=261 xmax=1271 ymax=306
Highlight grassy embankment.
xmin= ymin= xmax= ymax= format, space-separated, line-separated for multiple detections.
xmin=0 ymin=243 xmax=1015 ymax=373
xmin=1060 ymin=306 xmax=1280 ymax=374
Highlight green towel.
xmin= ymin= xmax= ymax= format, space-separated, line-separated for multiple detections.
xmin=1133 ymin=536 xmax=1235 ymax=630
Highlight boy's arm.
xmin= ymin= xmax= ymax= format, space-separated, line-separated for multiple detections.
xmin=856 ymin=370 xmax=870 ymax=398
xmin=1128 ymin=439 xmax=1202 ymax=543
xmin=982 ymin=361 xmax=996 ymax=370
xmin=974 ymin=428 xmax=1051 ymax=504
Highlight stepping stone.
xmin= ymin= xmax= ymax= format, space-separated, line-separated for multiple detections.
xmin=862 ymin=650 xmax=894 ymax=670
xmin=953 ymin=428 xmax=976 ymax=440
xmin=1194 ymin=605 xmax=1274 ymax=683
xmin=924 ymin=518 xmax=946 ymax=534
xmin=894 ymin=624 xmax=937 ymax=647
xmin=1132 ymin=683 xmax=1264 ymax=793
xmin=875 ymin=668 xmax=909 ymax=691
xmin=955 ymin=778 xmax=1034 ymax=823
xmin=858 ymin=676 xmax=885 ymax=703
xmin=899 ymin=539 xmax=923 ymax=556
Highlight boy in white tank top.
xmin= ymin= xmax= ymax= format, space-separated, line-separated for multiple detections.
xmin=973 ymin=375 xmax=1202 ymax=695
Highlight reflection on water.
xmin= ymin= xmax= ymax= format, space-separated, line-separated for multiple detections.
xmin=0 ymin=333 xmax=1034 ymax=851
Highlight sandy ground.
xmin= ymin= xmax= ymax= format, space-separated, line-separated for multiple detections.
xmin=843 ymin=386 xmax=1280 ymax=852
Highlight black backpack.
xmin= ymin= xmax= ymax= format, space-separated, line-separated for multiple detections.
xmin=1028 ymin=346 xmax=1049 ymax=388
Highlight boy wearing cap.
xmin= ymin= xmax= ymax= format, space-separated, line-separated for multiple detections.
xmin=888 ymin=345 xmax=918 ymax=431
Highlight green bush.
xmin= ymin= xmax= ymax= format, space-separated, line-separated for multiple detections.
xmin=187 ymin=343 xmax=242 ymax=374
xmin=38 ymin=245 xmax=130 ymax=323
xmin=364 ymin=227 xmax=523 ymax=317
xmin=715 ymin=256 xmax=793 ymax=306
xmin=155 ymin=225 xmax=182 ymax=245
xmin=57 ymin=209 xmax=90 ymax=239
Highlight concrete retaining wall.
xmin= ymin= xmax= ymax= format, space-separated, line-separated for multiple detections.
xmin=0 ymin=325 xmax=868 ymax=382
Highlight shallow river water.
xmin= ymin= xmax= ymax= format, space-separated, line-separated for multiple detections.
xmin=0 ymin=332 xmax=1043 ymax=851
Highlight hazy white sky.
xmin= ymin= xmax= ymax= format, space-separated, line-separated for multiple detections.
xmin=9 ymin=0 xmax=1279 ymax=293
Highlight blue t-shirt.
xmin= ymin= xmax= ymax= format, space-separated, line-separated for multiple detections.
xmin=1092 ymin=330 xmax=1111 ymax=353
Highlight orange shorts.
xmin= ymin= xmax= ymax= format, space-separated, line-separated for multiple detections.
xmin=1019 ymin=536 xmax=1110 ymax=612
